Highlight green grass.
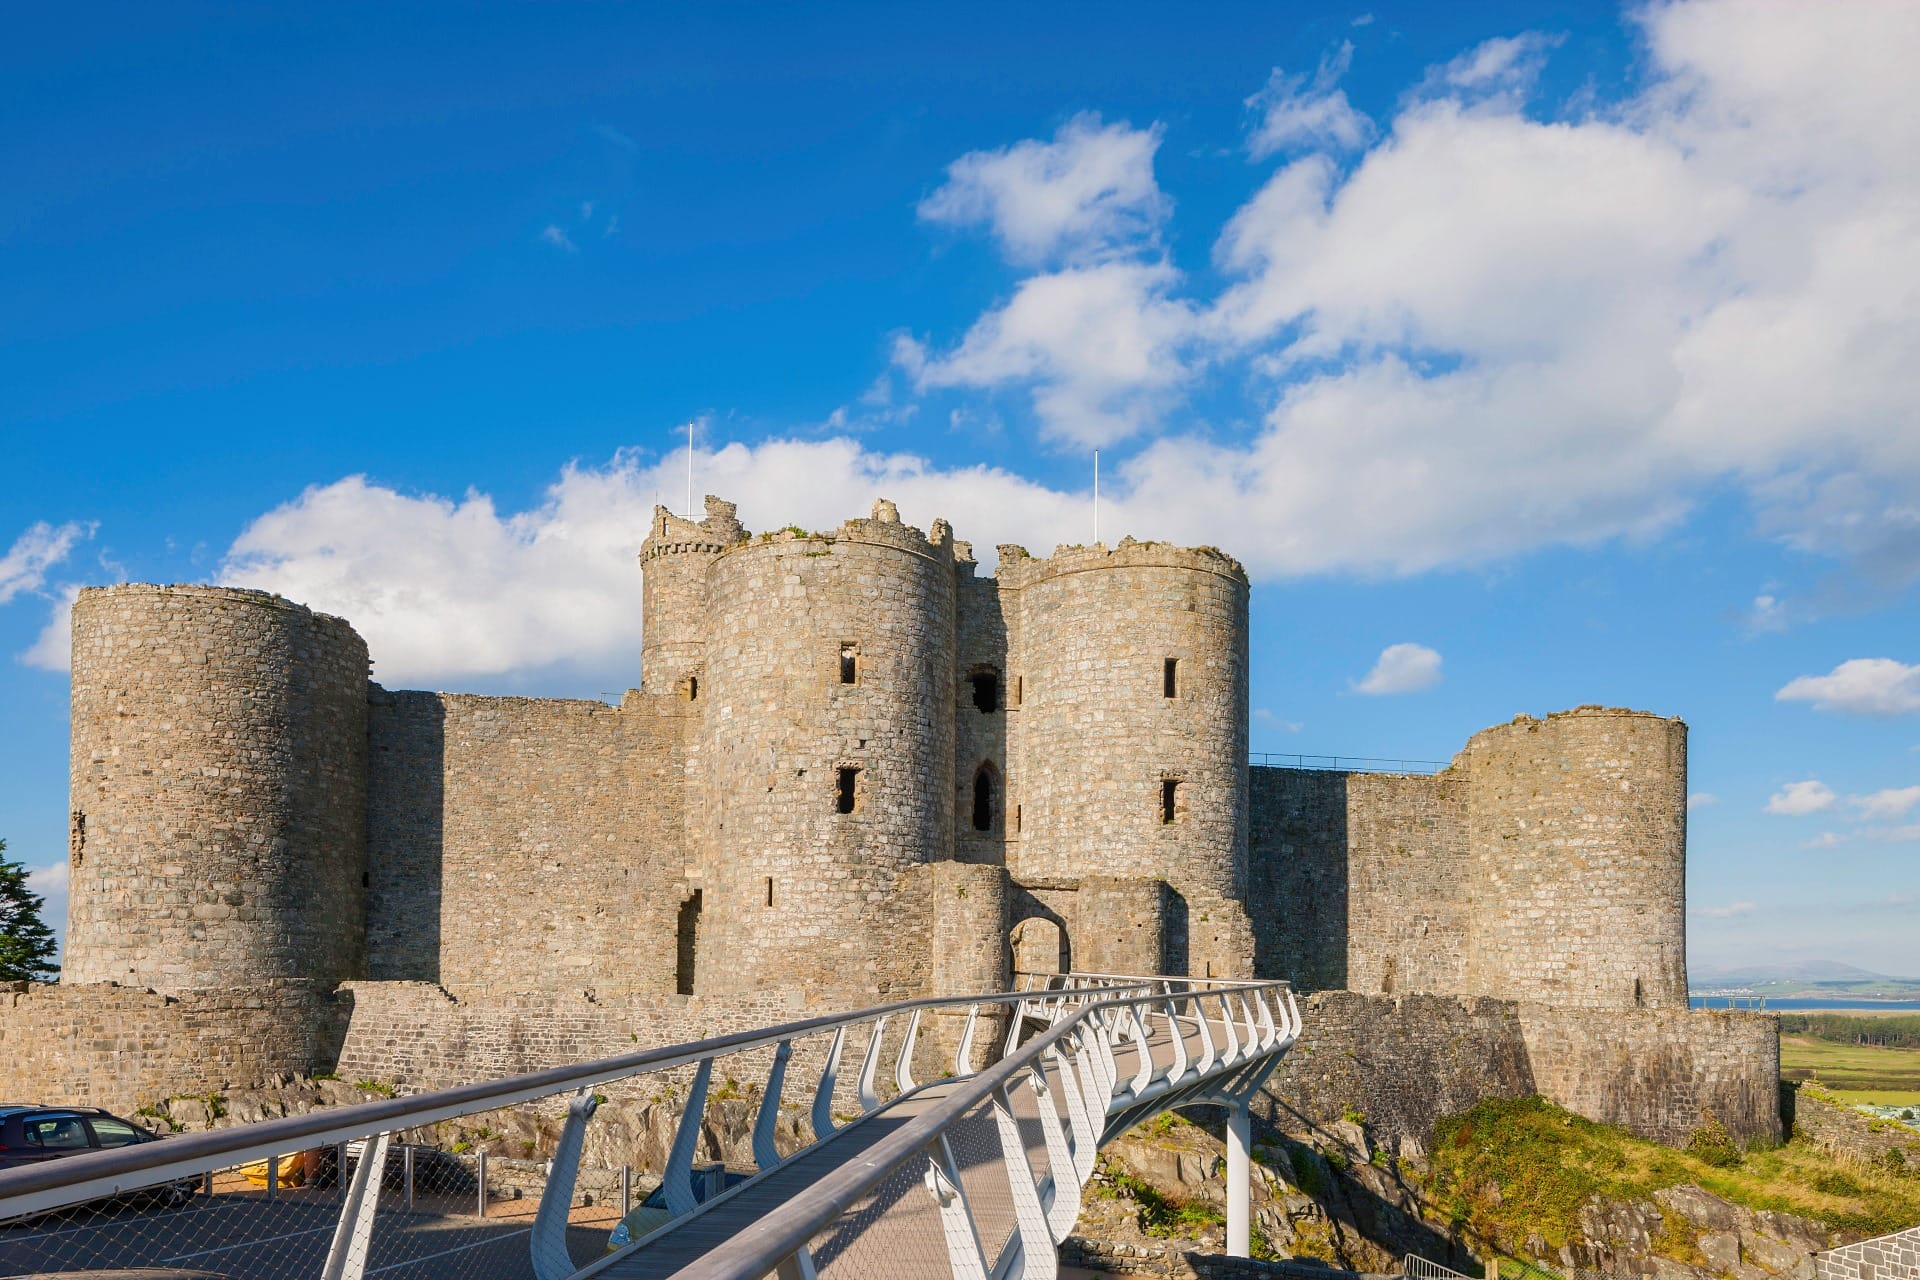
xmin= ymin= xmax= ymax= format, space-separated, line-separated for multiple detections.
xmin=1782 ymin=1035 xmax=1920 ymax=1095
xmin=1429 ymin=1095 xmax=1920 ymax=1254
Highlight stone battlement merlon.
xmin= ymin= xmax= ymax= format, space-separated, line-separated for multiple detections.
xmin=991 ymin=536 xmax=1249 ymax=591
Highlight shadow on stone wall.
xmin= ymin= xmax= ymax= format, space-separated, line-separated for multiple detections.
xmin=366 ymin=689 xmax=446 ymax=981
xmin=1248 ymin=768 xmax=1349 ymax=991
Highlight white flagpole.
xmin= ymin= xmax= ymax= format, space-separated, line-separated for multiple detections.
xmin=1093 ymin=449 xmax=1100 ymax=545
xmin=686 ymin=421 xmax=695 ymax=519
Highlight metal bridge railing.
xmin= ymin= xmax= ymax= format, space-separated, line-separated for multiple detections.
xmin=1250 ymin=753 xmax=1448 ymax=774
xmin=0 ymin=973 xmax=1300 ymax=1280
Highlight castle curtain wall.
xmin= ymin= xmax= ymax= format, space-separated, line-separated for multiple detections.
xmin=365 ymin=691 xmax=694 ymax=996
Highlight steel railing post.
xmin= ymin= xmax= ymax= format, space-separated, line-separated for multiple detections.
xmin=476 ymin=1149 xmax=487 ymax=1219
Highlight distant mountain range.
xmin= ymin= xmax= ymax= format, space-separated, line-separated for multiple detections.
xmin=1691 ymin=961 xmax=1920 ymax=999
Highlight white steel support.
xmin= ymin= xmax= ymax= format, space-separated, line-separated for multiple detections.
xmin=531 ymin=1093 xmax=599 ymax=1280
xmin=1226 ymin=1097 xmax=1252 ymax=1258
xmin=320 ymin=1131 xmax=388 ymax=1280
xmin=991 ymin=1085 xmax=1058 ymax=1280
xmin=925 ymin=1137 xmax=990 ymax=1280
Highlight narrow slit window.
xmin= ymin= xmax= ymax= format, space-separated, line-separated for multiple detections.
xmin=969 ymin=670 xmax=1000 ymax=713
xmin=839 ymin=643 xmax=859 ymax=685
xmin=836 ymin=766 xmax=860 ymax=814
xmin=1163 ymin=658 xmax=1179 ymax=699
xmin=1161 ymin=779 xmax=1180 ymax=824
xmin=1013 ymin=676 xmax=1023 ymax=707
xmin=675 ymin=890 xmax=703 ymax=995
xmin=1014 ymin=804 xmax=1022 ymax=834
xmin=687 ymin=675 xmax=699 ymax=700
xmin=972 ymin=765 xmax=996 ymax=832
xmin=765 ymin=876 xmax=775 ymax=907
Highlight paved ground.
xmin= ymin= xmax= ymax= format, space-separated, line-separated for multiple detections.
xmin=0 ymin=1188 xmax=618 ymax=1279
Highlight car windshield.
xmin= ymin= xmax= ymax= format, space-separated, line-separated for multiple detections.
xmin=23 ymin=1116 xmax=92 ymax=1150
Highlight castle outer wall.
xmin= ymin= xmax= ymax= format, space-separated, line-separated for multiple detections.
xmin=11 ymin=496 xmax=1772 ymax=1154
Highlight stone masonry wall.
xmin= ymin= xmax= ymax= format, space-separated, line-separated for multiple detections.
xmin=1816 ymin=1225 xmax=1920 ymax=1280
xmin=1248 ymin=768 xmax=1350 ymax=991
xmin=366 ymin=689 xmax=694 ymax=995
xmin=66 ymin=585 xmax=368 ymax=992
xmin=0 ymin=981 xmax=351 ymax=1117
xmin=1006 ymin=541 xmax=1250 ymax=903
xmin=1259 ymin=991 xmax=1537 ymax=1144
xmin=695 ymin=507 xmax=954 ymax=1001
xmin=640 ymin=496 xmax=745 ymax=698
xmin=1519 ymin=1005 xmax=1781 ymax=1145
xmin=1343 ymin=773 xmax=1470 ymax=997
xmin=954 ymin=568 xmax=1013 ymax=865
xmin=1465 ymin=709 xmax=1689 ymax=1010
xmin=1257 ymin=993 xmax=1780 ymax=1149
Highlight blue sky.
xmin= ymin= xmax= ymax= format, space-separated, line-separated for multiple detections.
xmin=3 ymin=1 xmax=1917 ymax=976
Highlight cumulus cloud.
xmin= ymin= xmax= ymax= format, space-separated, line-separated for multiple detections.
xmin=1766 ymin=780 xmax=1836 ymax=816
xmin=1688 ymin=792 xmax=1718 ymax=810
xmin=1777 ymin=658 xmax=1920 ymax=715
xmin=0 ymin=521 xmax=93 ymax=606
xmin=1695 ymin=901 xmax=1756 ymax=919
xmin=1245 ymin=43 xmax=1374 ymax=158
xmin=1353 ymin=642 xmax=1442 ymax=695
xmin=540 ymin=225 xmax=576 ymax=252
xmin=917 ymin=113 xmax=1168 ymax=267
xmin=905 ymin=0 xmax=1920 ymax=580
xmin=900 ymin=261 xmax=1197 ymax=446
xmin=219 ymin=441 xmax=1122 ymax=687
xmin=1803 ymin=831 xmax=1846 ymax=849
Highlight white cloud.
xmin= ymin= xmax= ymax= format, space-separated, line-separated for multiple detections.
xmin=1418 ymin=32 xmax=1564 ymax=101
xmin=1695 ymin=901 xmax=1756 ymax=919
xmin=541 ymin=225 xmax=577 ymax=252
xmin=219 ymin=441 xmax=1113 ymax=687
xmin=1353 ymin=642 xmax=1442 ymax=695
xmin=19 ymin=584 xmax=81 ymax=672
xmin=1803 ymin=831 xmax=1846 ymax=849
xmin=26 ymin=859 xmax=68 ymax=898
xmin=1766 ymin=779 xmax=1836 ymax=816
xmin=1852 ymin=786 xmax=1920 ymax=822
xmin=1253 ymin=709 xmax=1304 ymax=732
xmin=0 ymin=520 xmax=93 ymax=606
xmin=905 ymin=0 xmax=1920 ymax=580
xmin=1777 ymin=658 xmax=1920 ymax=715
xmin=917 ymin=113 xmax=1168 ymax=267
xmin=1687 ymin=792 xmax=1717 ymax=810
xmin=1246 ymin=43 xmax=1374 ymax=158
xmin=901 ymin=261 xmax=1197 ymax=446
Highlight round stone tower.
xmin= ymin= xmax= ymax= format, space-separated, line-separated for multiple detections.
xmin=640 ymin=496 xmax=745 ymax=698
xmin=1462 ymin=706 xmax=1688 ymax=1009
xmin=65 ymin=585 xmax=370 ymax=992
xmin=695 ymin=500 xmax=957 ymax=1000
xmin=1008 ymin=539 xmax=1251 ymax=909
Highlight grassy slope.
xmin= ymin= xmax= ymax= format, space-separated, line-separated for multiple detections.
xmin=1782 ymin=1035 xmax=1920 ymax=1105
xmin=1428 ymin=1097 xmax=1920 ymax=1256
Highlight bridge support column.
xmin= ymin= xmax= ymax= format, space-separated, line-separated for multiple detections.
xmin=1226 ymin=1099 xmax=1251 ymax=1258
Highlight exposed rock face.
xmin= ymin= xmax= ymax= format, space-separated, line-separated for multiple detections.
xmin=1076 ymin=1113 xmax=1856 ymax=1280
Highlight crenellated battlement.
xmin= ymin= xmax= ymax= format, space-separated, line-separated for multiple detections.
xmin=992 ymin=535 xmax=1247 ymax=591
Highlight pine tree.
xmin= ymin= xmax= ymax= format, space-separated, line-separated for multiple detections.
xmin=0 ymin=838 xmax=60 ymax=983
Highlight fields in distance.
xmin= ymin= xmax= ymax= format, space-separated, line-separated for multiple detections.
xmin=1781 ymin=1035 xmax=1920 ymax=1106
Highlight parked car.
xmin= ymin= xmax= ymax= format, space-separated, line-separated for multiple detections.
xmin=0 ymin=1105 xmax=194 ymax=1209
xmin=607 ymin=1162 xmax=754 ymax=1253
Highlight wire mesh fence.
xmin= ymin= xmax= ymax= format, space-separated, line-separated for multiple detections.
xmin=0 ymin=1102 xmax=643 ymax=1279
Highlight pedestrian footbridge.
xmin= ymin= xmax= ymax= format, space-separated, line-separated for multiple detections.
xmin=0 ymin=973 xmax=1299 ymax=1280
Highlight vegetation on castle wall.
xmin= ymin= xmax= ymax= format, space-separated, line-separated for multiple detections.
xmin=1430 ymin=1095 xmax=1920 ymax=1254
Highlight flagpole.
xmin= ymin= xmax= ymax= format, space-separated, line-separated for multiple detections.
xmin=686 ymin=421 xmax=695 ymax=520
xmin=1093 ymin=449 xmax=1100 ymax=545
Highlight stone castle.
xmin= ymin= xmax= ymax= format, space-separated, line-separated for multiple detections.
xmin=2 ymin=496 xmax=1775 ymax=1149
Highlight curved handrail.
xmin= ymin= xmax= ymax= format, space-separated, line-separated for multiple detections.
xmin=0 ymin=978 xmax=1154 ymax=1220
xmin=657 ymin=977 xmax=1296 ymax=1280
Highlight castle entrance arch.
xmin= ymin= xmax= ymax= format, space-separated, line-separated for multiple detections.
xmin=1010 ymin=913 xmax=1069 ymax=977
